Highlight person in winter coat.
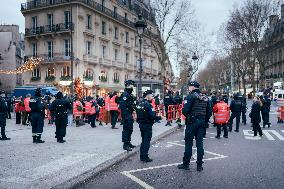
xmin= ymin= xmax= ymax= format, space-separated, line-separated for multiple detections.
xmin=249 ymin=96 xmax=263 ymax=137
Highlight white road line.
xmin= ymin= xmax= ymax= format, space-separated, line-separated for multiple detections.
xmin=121 ymin=155 xmax=228 ymax=189
xmin=263 ymin=130 xmax=284 ymax=140
xmin=243 ymin=130 xmax=261 ymax=140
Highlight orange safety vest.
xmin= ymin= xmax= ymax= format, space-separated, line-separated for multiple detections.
xmin=84 ymin=102 xmax=92 ymax=115
xmin=89 ymin=100 xmax=97 ymax=115
xmin=109 ymin=95 xmax=119 ymax=111
xmin=213 ymin=101 xmax=230 ymax=124
xmin=24 ymin=97 xmax=31 ymax=112
xmin=73 ymin=100 xmax=83 ymax=116
xmin=105 ymin=96 xmax=110 ymax=111
xmin=151 ymin=99 xmax=156 ymax=109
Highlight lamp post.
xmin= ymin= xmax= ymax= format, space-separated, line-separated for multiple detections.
xmin=191 ymin=52 xmax=198 ymax=78
xmin=135 ymin=15 xmax=147 ymax=98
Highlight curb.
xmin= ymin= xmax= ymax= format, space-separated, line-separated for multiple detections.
xmin=52 ymin=125 xmax=180 ymax=189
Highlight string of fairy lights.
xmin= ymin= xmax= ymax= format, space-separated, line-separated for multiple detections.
xmin=0 ymin=57 xmax=43 ymax=74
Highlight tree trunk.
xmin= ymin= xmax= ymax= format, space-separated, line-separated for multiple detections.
xmin=242 ymin=76 xmax=246 ymax=95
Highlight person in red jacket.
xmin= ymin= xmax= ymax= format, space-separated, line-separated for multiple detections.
xmin=213 ymin=96 xmax=230 ymax=139
xmin=109 ymin=91 xmax=120 ymax=129
xmin=15 ymin=99 xmax=21 ymax=124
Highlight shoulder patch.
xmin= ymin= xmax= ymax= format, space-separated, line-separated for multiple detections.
xmin=123 ymin=97 xmax=127 ymax=100
xmin=151 ymin=108 xmax=155 ymax=111
xmin=184 ymin=100 xmax=187 ymax=104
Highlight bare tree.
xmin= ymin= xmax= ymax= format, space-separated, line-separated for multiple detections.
xmin=148 ymin=0 xmax=195 ymax=78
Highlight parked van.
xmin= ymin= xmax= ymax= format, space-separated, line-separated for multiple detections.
xmin=13 ymin=86 xmax=59 ymax=98
xmin=274 ymin=90 xmax=284 ymax=105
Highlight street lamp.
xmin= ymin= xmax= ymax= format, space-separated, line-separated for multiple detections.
xmin=135 ymin=15 xmax=147 ymax=98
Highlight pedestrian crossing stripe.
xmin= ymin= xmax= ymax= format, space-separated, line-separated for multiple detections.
xmin=243 ymin=130 xmax=284 ymax=141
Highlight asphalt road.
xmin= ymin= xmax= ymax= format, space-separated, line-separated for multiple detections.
xmin=76 ymin=101 xmax=284 ymax=189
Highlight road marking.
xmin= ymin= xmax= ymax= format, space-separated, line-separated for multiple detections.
xmin=243 ymin=130 xmax=284 ymax=141
xmin=1 ymin=153 xmax=96 ymax=184
xmin=262 ymin=130 xmax=284 ymax=140
xmin=121 ymin=146 xmax=227 ymax=189
xmin=121 ymin=141 xmax=227 ymax=189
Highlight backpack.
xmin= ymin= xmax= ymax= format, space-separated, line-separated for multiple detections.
xmin=191 ymin=93 xmax=208 ymax=119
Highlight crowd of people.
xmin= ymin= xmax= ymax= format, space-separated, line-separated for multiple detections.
xmin=0 ymin=79 xmax=274 ymax=171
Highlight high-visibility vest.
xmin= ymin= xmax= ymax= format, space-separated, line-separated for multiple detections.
xmin=151 ymin=99 xmax=156 ymax=109
xmin=84 ymin=102 xmax=92 ymax=115
xmin=24 ymin=97 xmax=31 ymax=112
xmin=109 ymin=95 xmax=119 ymax=111
xmin=89 ymin=100 xmax=97 ymax=115
xmin=105 ymin=96 xmax=110 ymax=111
xmin=213 ymin=101 xmax=230 ymax=124
xmin=73 ymin=100 xmax=83 ymax=116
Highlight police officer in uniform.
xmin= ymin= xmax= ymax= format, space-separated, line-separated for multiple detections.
xmin=228 ymin=94 xmax=242 ymax=132
xmin=261 ymin=94 xmax=271 ymax=128
xmin=240 ymin=94 xmax=247 ymax=125
xmin=0 ymin=91 xmax=10 ymax=140
xmin=119 ymin=80 xmax=136 ymax=151
xmin=49 ymin=92 xmax=72 ymax=143
xmin=178 ymin=81 xmax=211 ymax=171
xmin=29 ymin=88 xmax=46 ymax=143
xmin=164 ymin=89 xmax=174 ymax=126
xmin=136 ymin=90 xmax=162 ymax=162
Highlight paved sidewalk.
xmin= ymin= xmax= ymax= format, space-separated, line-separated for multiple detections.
xmin=0 ymin=116 xmax=177 ymax=189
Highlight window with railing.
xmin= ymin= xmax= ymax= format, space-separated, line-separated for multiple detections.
xmin=32 ymin=43 xmax=37 ymax=57
xmin=64 ymin=11 xmax=71 ymax=29
xmin=113 ymin=72 xmax=120 ymax=83
xmin=60 ymin=66 xmax=71 ymax=80
xmin=125 ymin=52 xmax=129 ymax=64
xmin=114 ymin=6 xmax=117 ymax=18
xmin=47 ymin=14 xmax=53 ymax=31
xmin=32 ymin=16 xmax=37 ymax=32
xmin=114 ymin=27 xmax=119 ymax=39
xmin=84 ymin=69 xmax=94 ymax=81
xmin=99 ymin=70 xmax=108 ymax=82
xmin=102 ymin=45 xmax=107 ymax=58
xmin=64 ymin=39 xmax=71 ymax=57
xmin=86 ymin=41 xmax=92 ymax=55
xmin=114 ymin=49 xmax=119 ymax=60
xmin=125 ymin=31 xmax=129 ymax=43
xmin=87 ymin=14 xmax=92 ymax=29
xmin=102 ymin=21 xmax=106 ymax=34
xmin=32 ymin=68 xmax=40 ymax=78
xmin=47 ymin=41 xmax=53 ymax=58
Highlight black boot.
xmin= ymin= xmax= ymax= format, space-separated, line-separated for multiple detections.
xmin=197 ymin=164 xmax=203 ymax=171
xmin=57 ymin=137 xmax=66 ymax=143
xmin=177 ymin=163 xmax=190 ymax=170
xmin=33 ymin=136 xmax=37 ymax=143
xmin=140 ymin=157 xmax=153 ymax=162
xmin=0 ymin=135 xmax=11 ymax=140
xmin=129 ymin=143 xmax=136 ymax=148
xmin=37 ymin=135 xmax=45 ymax=143
xmin=123 ymin=143 xmax=132 ymax=151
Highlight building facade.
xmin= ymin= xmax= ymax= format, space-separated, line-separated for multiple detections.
xmin=0 ymin=25 xmax=25 ymax=92
xmin=262 ymin=4 xmax=284 ymax=89
xmin=21 ymin=0 xmax=172 ymax=97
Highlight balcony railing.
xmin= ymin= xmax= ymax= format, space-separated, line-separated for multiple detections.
xmin=21 ymin=0 xmax=160 ymax=39
xmin=27 ymin=53 xmax=71 ymax=63
xmin=99 ymin=58 xmax=112 ymax=66
xmin=83 ymin=54 xmax=98 ymax=64
xmin=25 ymin=22 xmax=74 ymax=36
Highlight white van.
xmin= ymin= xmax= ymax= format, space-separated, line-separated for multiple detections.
xmin=275 ymin=90 xmax=284 ymax=106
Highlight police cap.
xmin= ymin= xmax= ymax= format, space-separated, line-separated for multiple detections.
xmin=143 ymin=90 xmax=153 ymax=98
xmin=188 ymin=81 xmax=200 ymax=88
xmin=125 ymin=80 xmax=135 ymax=87
xmin=56 ymin=92 xmax=63 ymax=99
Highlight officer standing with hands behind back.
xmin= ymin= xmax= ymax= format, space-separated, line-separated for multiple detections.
xmin=0 ymin=91 xmax=10 ymax=140
xmin=178 ymin=81 xmax=211 ymax=172
xmin=119 ymin=80 xmax=136 ymax=151
xmin=136 ymin=90 xmax=162 ymax=162
xmin=49 ymin=92 xmax=72 ymax=143
xmin=29 ymin=88 xmax=46 ymax=143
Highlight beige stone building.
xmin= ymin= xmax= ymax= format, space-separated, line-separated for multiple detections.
xmin=21 ymin=0 xmax=172 ymax=97
xmin=0 ymin=25 xmax=24 ymax=92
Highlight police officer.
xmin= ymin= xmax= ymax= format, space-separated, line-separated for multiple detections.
xmin=178 ymin=81 xmax=211 ymax=171
xmin=240 ymin=94 xmax=247 ymax=125
xmin=29 ymin=88 xmax=46 ymax=143
xmin=119 ymin=80 xmax=136 ymax=151
xmin=0 ymin=91 xmax=10 ymax=140
xmin=260 ymin=94 xmax=271 ymax=128
xmin=228 ymin=94 xmax=242 ymax=132
xmin=164 ymin=89 xmax=174 ymax=126
xmin=136 ymin=90 xmax=162 ymax=162
xmin=49 ymin=92 xmax=72 ymax=143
